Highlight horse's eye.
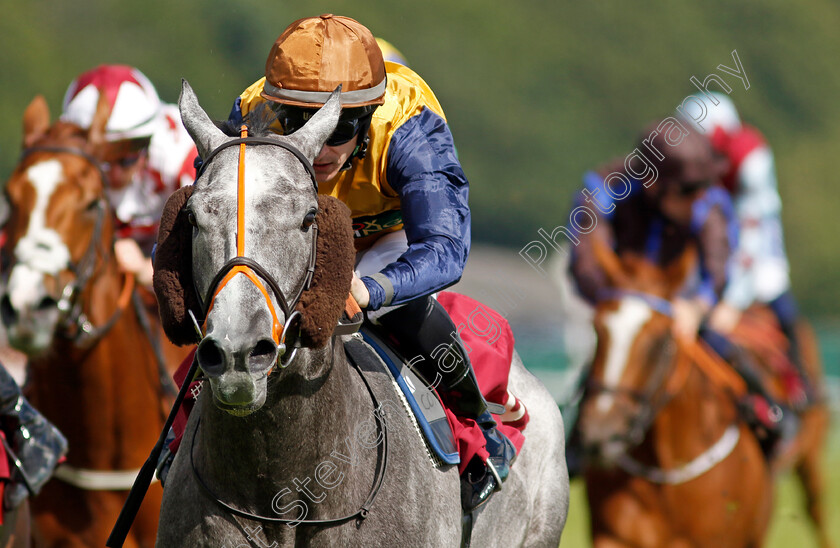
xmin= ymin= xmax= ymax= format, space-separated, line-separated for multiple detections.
xmin=85 ymin=198 xmax=101 ymax=212
xmin=186 ymin=210 xmax=197 ymax=227
xmin=301 ymin=208 xmax=317 ymax=231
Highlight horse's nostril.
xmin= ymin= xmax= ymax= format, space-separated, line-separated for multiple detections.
xmin=197 ymin=338 xmax=225 ymax=374
xmin=0 ymin=294 xmax=15 ymax=323
xmin=37 ymin=296 xmax=57 ymax=311
xmin=251 ymin=339 xmax=276 ymax=359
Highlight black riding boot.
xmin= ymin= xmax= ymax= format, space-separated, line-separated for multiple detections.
xmin=0 ymin=365 xmax=68 ymax=510
xmin=377 ymin=297 xmax=516 ymax=509
xmin=700 ymin=328 xmax=797 ymax=454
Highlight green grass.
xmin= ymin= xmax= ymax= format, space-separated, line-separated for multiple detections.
xmin=559 ymin=432 xmax=840 ymax=547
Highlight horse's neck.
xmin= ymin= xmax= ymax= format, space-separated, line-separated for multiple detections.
xmin=195 ymin=340 xmax=376 ymax=507
xmin=29 ymin=261 xmax=165 ymax=468
xmin=648 ymin=358 xmax=736 ymax=466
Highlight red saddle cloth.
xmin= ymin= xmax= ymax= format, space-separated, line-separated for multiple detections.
xmin=169 ymin=292 xmax=527 ymax=474
xmin=436 ymin=291 xmax=526 ymax=473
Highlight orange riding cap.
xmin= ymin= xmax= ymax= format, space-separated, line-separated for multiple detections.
xmin=262 ymin=14 xmax=387 ymax=108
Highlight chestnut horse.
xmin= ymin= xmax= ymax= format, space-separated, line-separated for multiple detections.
xmin=577 ymin=245 xmax=832 ymax=548
xmin=0 ymin=94 xmax=186 ymax=547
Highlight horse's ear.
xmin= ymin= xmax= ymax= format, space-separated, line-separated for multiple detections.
xmin=592 ymin=237 xmax=627 ymax=287
xmin=294 ymin=195 xmax=355 ymax=348
xmin=285 ymin=87 xmax=342 ymax=161
xmin=153 ymin=185 xmax=201 ymax=346
xmin=87 ymin=89 xmax=112 ymax=151
xmin=179 ymin=79 xmax=226 ymax=159
xmin=22 ymin=95 xmax=50 ymax=148
xmin=664 ymin=245 xmax=698 ymax=295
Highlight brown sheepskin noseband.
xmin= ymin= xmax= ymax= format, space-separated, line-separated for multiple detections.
xmin=153 ymin=190 xmax=355 ymax=349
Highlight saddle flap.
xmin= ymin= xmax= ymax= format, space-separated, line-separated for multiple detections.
xmin=348 ymin=328 xmax=460 ymax=465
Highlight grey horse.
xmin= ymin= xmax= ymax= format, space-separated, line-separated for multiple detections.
xmin=155 ymin=81 xmax=569 ymax=547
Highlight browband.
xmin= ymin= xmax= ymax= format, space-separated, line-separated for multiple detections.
xmin=196 ymin=136 xmax=318 ymax=193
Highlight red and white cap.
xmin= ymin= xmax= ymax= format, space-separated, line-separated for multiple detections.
xmin=61 ymin=65 xmax=161 ymax=141
xmin=680 ymin=91 xmax=742 ymax=137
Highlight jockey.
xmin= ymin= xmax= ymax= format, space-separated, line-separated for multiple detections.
xmin=679 ymin=92 xmax=812 ymax=408
xmin=60 ymin=65 xmax=198 ymax=287
xmin=568 ymin=124 xmax=793 ymax=467
xmin=227 ymin=14 xmax=514 ymax=509
xmin=571 ymin=127 xmax=737 ymax=337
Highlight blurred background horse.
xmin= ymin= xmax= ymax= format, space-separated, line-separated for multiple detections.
xmin=0 ymin=92 xmax=187 ymax=547
xmin=576 ymin=245 xmax=831 ymax=548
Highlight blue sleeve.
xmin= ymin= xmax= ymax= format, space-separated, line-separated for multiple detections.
xmin=579 ymin=171 xmax=618 ymax=219
xmin=361 ymin=108 xmax=470 ymax=310
xmin=228 ymin=97 xmax=244 ymax=126
xmin=691 ymin=187 xmax=739 ymax=305
xmin=690 ymin=187 xmax=738 ymax=247
xmin=695 ymin=277 xmax=717 ymax=307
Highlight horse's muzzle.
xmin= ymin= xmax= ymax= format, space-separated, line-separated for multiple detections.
xmin=196 ymin=334 xmax=278 ymax=377
xmin=0 ymin=292 xmax=59 ymax=355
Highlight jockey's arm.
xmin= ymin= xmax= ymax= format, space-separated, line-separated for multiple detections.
xmin=359 ymin=109 xmax=470 ymax=310
xmin=568 ymin=168 xmax=621 ymax=303
xmin=696 ymin=198 xmax=739 ymax=334
xmin=667 ymin=205 xmax=726 ymax=340
xmin=115 ymin=237 xmax=154 ymax=286
xmin=696 ymin=204 xmax=732 ymax=303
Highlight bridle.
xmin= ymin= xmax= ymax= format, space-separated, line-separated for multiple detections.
xmin=586 ymin=289 xmax=749 ymax=484
xmin=586 ymin=289 xmax=689 ymax=447
xmin=191 ymin=127 xmax=319 ymax=369
xmin=15 ymin=146 xmax=134 ymax=348
xmin=188 ymin=128 xmax=389 ymax=526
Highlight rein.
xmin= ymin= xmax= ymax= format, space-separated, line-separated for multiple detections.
xmin=193 ymin=127 xmax=318 ymax=368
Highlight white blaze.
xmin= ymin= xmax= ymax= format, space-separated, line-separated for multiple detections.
xmin=596 ymin=297 xmax=653 ymax=412
xmin=8 ymin=160 xmax=72 ymax=311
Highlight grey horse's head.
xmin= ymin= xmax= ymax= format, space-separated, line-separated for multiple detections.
xmin=178 ymin=81 xmax=342 ymax=415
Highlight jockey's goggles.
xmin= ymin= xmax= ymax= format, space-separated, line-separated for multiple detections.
xmin=99 ymin=137 xmax=151 ymax=165
xmin=676 ymin=178 xmax=711 ymax=196
xmin=272 ymin=104 xmax=376 ymax=147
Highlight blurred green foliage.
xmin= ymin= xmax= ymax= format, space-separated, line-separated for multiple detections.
xmin=1 ymin=0 xmax=838 ymax=316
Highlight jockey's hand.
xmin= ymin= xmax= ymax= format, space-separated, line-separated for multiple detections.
xmin=708 ymin=301 xmax=742 ymax=334
xmin=114 ymin=238 xmax=154 ymax=287
xmin=672 ymin=297 xmax=707 ymax=341
xmin=350 ymin=273 xmax=370 ymax=308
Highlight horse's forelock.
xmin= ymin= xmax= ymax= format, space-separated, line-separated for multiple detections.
xmin=216 ymin=103 xmax=279 ymax=138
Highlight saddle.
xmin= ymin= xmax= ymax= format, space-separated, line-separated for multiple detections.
xmin=348 ymin=292 xmax=528 ymax=473
xmin=346 ymin=327 xmax=460 ymax=465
